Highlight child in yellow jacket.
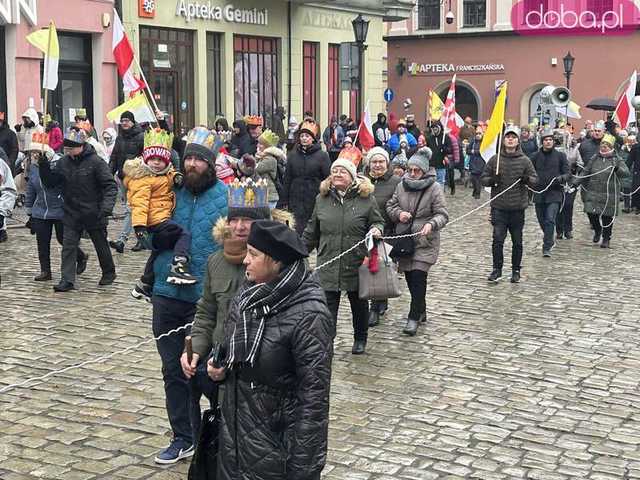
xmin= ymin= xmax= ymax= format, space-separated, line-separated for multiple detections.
xmin=124 ymin=129 xmax=195 ymax=301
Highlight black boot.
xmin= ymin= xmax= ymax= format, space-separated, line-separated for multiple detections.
xmin=593 ymin=231 xmax=601 ymax=243
xmin=402 ymin=318 xmax=419 ymax=336
xmin=109 ymin=240 xmax=125 ymax=254
xmin=34 ymin=271 xmax=52 ymax=281
xmin=601 ymin=238 xmax=610 ymax=249
xmin=53 ymin=281 xmax=74 ymax=292
xmin=419 ymin=313 xmax=427 ymax=323
xmin=76 ymin=253 xmax=89 ymax=275
xmin=99 ymin=272 xmax=117 ymax=286
xmin=351 ymin=339 xmax=366 ymax=355
xmin=368 ymin=310 xmax=380 ymax=327
xmin=131 ymin=238 xmax=146 ymax=252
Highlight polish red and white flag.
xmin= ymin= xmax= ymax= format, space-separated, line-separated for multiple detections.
xmin=112 ymin=9 xmax=142 ymax=96
xmin=442 ymin=74 xmax=462 ymax=137
xmin=614 ymin=70 xmax=637 ymax=128
xmin=357 ymin=101 xmax=376 ymax=150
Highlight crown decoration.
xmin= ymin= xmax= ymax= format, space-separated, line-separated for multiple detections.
xmin=258 ymin=129 xmax=280 ymax=148
xmin=76 ymin=120 xmax=93 ymax=133
xmin=64 ymin=127 xmax=88 ymax=145
xmin=75 ymin=108 xmax=87 ymax=118
xmin=244 ymin=115 xmax=264 ymax=127
xmin=228 ymin=177 xmax=269 ymax=210
xmin=299 ymin=120 xmax=319 ymax=138
xmin=143 ymin=128 xmax=174 ymax=163
xmin=186 ymin=126 xmax=216 ymax=149
xmin=31 ymin=132 xmax=50 ymax=145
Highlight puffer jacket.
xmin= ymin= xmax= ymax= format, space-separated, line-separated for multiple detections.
xmin=574 ymin=151 xmax=629 ymax=217
xmin=218 ymin=272 xmax=333 ymax=480
xmin=531 ymin=148 xmax=570 ymax=204
xmin=38 ymin=143 xmax=117 ymax=229
xmin=0 ymin=149 xmax=17 ymax=220
xmin=481 ymin=147 xmax=538 ymax=211
xmin=578 ymin=137 xmax=601 ymax=168
xmin=367 ymin=170 xmax=400 ymax=233
xmin=109 ymin=124 xmax=144 ymax=180
xmin=303 ymin=176 xmax=384 ymax=291
xmin=25 ymin=160 xmax=64 ymax=220
xmin=386 ymin=170 xmax=449 ymax=272
xmin=255 ymin=146 xmax=286 ymax=203
xmin=152 ymin=178 xmax=228 ymax=304
xmin=16 ymin=108 xmax=44 ymax=152
xmin=123 ymin=157 xmax=176 ymax=227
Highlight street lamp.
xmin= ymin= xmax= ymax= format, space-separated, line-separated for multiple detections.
xmin=563 ymin=51 xmax=574 ymax=90
xmin=352 ymin=14 xmax=369 ymax=122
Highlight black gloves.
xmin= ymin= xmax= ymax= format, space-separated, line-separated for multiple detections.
xmin=134 ymin=226 xmax=148 ymax=239
xmin=0 ymin=215 xmax=4 ymax=229
xmin=492 ymin=172 xmax=501 ymax=187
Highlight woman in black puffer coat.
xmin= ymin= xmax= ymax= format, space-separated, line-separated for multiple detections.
xmin=281 ymin=120 xmax=330 ymax=235
xmin=209 ymin=220 xmax=333 ymax=480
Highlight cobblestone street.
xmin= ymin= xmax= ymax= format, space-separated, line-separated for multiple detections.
xmin=2 ymin=189 xmax=640 ymax=480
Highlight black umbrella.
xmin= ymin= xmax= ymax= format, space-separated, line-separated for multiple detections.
xmin=586 ymin=97 xmax=617 ymax=111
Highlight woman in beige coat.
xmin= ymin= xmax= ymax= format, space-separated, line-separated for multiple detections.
xmin=386 ymin=147 xmax=449 ymax=336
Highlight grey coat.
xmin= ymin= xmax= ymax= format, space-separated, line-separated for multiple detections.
xmin=255 ymin=146 xmax=285 ymax=204
xmin=386 ymin=171 xmax=449 ymax=272
xmin=574 ymin=151 xmax=629 ymax=217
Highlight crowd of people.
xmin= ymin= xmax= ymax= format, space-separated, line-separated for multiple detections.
xmin=0 ymin=103 xmax=638 ymax=476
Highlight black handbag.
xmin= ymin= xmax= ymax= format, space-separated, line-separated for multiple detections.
xmin=389 ymin=188 xmax=427 ymax=259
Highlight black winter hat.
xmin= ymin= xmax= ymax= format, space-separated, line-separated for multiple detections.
xmin=120 ymin=111 xmax=135 ymax=123
xmin=248 ymin=220 xmax=308 ymax=265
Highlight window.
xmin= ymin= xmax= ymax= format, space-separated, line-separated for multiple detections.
xmin=463 ymin=0 xmax=486 ymax=27
xmin=233 ymin=35 xmax=279 ymax=126
xmin=302 ymin=42 xmax=319 ymax=119
xmin=328 ymin=44 xmax=340 ymax=121
xmin=587 ymin=0 xmax=613 ymax=19
xmin=206 ymin=33 xmax=223 ymax=126
xmin=417 ymin=0 xmax=441 ymax=30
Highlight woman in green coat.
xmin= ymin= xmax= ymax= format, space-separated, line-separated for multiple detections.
xmin=575 ymin=133 xmax=630 ymax=248
xmin=303 ymin=158 xmax=384 ymax=354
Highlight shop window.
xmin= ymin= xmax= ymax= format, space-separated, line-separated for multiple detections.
xmin=463 ymin=0 xmax=486 ymax=27
xmin=302 ymin=42 xmax=319 ymax=119
xmin=417 ymin=0 xmax=441 ymax=30
xmin=207 ymin=33 xmax=223 ymax=127
xmin=233 ymin=35 xmax=279 ymax=127
xmin=587 ymin=0 xmax=613 ymax=19
xmin=328 ymin=44 xmax=340 ymax=122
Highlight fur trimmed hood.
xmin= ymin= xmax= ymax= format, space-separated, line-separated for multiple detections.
xmin=212 ymin=208 xmax=295 ymax=243
xmin=259 ymin=146 xmax=287 ymax=162
xmin=123 ymin=156 xmax=172 ymax=179
xmin=319 ymin=174 xmax=374 ymax=198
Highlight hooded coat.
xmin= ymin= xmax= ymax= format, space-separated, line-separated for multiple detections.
xmin=386 ymin=170 xmax=449 ymax=272
xmin=302 ymin=176 xmax=384 ymax=291
xmin=230 ymin=120 xmax=255 ymax=158
xmin=0 ymin=121 xmax=18 ymax=170
xmin=109 ymin=124 xmax=144 ymax=180
xmin=16 ymin=108 xmax=44 ymax=152
xmin=217 ymin=271 xmax=333 ymax=480
xmin=38 ymin=143 xmax=117 ymax=229
xmin=371 ymin=113 xmax=390 ymax=147
xmin=481 ymin=145 xmax=538 ymax=211
xmin=574 ymin=150 xmax=629 ymax=217
xmin=425 ymin=124 xmax=452 ymax=169
xmin=255 ymin=146 xmax=286 ymax=204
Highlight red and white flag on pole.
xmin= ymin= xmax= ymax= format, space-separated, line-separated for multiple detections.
xmin=614 ymin=70 xmax=637 ymax=128
xmin=112 ymin=10 xmax=143 ymax=96
xmin=357 ymin=101 xmax=375 ymax=150
xmin=442 ymin=74 xmax=464 ymax=137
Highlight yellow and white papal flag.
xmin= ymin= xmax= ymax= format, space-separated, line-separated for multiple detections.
xmin=107 ymin=92 xmax=156 ymax=124
xmin=26 ymin=21 xmax=59 ymax=91
xmin=480 ymin=82 xmax=508 ymax=161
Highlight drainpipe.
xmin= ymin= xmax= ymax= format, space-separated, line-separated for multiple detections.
xmin=287 ymin=1 xmax=292 ymax=121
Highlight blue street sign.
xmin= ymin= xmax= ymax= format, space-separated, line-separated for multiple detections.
xmin=383 ymin=88 xmax=394 ymax=103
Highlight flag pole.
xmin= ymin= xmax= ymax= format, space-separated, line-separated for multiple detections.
xmin=495 ymin=123 xmax=504 ymax=175
xmin=132 ymin=54 xmax=161 ymax=115
xmin=41 ymin=21 xmax=54 ymax=157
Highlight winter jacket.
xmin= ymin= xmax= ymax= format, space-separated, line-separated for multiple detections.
xmin=281 ymin=143 xmax=331 ymax=219
xmin=467 ymin=139 xmax=485 ymax=176
xmin=229 ymin=121 xmax=254 ymax=158
xmin=459 ymin=124 xmax=476 ymax=143
xmin=16 ymin=108 xmax=44 ymax=152
xmin=619 ymin=146 xmax=633 ymax=190
xmin=574 ymin=151 xmax=629 ymax=217
xmin=629 ymin=143 xmax=640 ymax=208
xmin=218 ymin=271 xmax=332 ymax=480
xmin=481 ymin=147 xmax=538 ymax=211
xmin=25 ymin=161 xmax=64 ymax=220
xmin=578 ymin=137 xmax=601 ymax=168
xmin=388 ymin=132 xmax=417 ymax=154
xmin=0 ymin=122 xmax=19 ymax=169
xmin=123 ymin=157 xmax=177 ymax=228
xmin=0 ymin=150 xmax=17 ymax=221
xmin=322 ymin=125 xmax=345 ymax=154
xmin=531 ymin=148 xmax=570 ymax=204
xmin=255 ymin=146 xmax=286 ymax=203
xmin=521 ymin=138 xmax=538 ymax=159
xmin=102 ymin=127 xmax=117 ymax=159
xmin=303 ymin=176 xmax=384 ymax=292
xmin=372 ymin=114 xmax=390 ymax=146
xmin=38 ymin=143 xmax=117 ymax=229
xmin=426 ymin=131 xmax=452 ymax=169
xmin=386 ymin=171 xmax=449 ymax=272
xmin=109 ymin=124 xmax=144 ymax=180
xmin=47 ymin=123 xmax=63 ymax=152
xmin=367 ymin=170 xmax=401 ymax=233
xmin=448 ymin=134 xmax=461 ymax=167
xmin=152 ymin=179 xmax=228 ymax=304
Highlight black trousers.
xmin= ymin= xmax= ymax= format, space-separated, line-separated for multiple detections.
xmin=470 ymin=174 xmax=482 ymax=198
xmin=587 ymin=213 xmax=613 ymax=240
xmin=31 ymin=218 xmax=86 ymax=273
xmin=556 ymin=190 xmax=577 ymax=235
xmin=447 ymin=166 xmax=456 ymax=194
xmin=404 ymin=270 xmax=428 ymax=320
xmin=141 ymin=219 xmax=191 ymax=286
xmin=325 ymin=290 xmax=368 ymax=341
xmin=61 ymin=223 xmax=114 ymax=284
xmin=491 ymin=208 xmax=525 ymax=271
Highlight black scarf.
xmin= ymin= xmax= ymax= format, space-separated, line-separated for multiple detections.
xmin=227 ymin=259 xmax=308 ymax=367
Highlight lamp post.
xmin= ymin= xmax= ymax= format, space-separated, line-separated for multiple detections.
xmin=562 ymin=51 xmax=575 ymax=122
xmin=352 ymin=14 xmax=369 ymax=123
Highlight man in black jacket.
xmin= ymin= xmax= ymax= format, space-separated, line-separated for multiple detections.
xmin=481 ymin=126 xmax=538 ymax=284
xmin=0 ymin=112 xmax=18 ymax=176
xmin=531 ymin=128 xmax=570 ymax=257
xmin=108 ymin=111 xmax=144 ymax=253
xmin=578 ymin=120 xmax=604 ymax=168
xmin=39 ymin=127 xmax=118 ymax=292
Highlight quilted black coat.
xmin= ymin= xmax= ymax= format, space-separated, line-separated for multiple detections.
xmin=217 ymin=272 xmax=333 ymax=480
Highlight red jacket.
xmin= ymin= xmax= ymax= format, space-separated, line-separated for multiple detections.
xmin=48 ymin=126 xmax=63 ymax=152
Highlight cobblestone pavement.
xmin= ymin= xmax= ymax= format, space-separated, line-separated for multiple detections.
xmin=2 ymin=187 xmax=640 ymax=480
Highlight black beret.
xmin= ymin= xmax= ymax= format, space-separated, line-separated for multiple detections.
xmin=248 ymin=220 xmax=308 ymax=265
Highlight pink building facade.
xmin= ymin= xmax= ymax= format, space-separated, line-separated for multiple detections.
xmin=2 ymin=0 xmax=118 ymax=133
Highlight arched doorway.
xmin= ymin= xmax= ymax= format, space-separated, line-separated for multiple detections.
xmin=435 ymin=82 xmax=479 ymax=121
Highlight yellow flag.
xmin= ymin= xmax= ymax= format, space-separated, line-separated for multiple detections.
xmin=480 ymin=82 xmax=508 ymax=161
xmin=428 ymin=90 xmax=445 ymax=121
xmin=107 ymin=92 xmax=156 ymax=123
xmin=26 ymin=21 xmax=59 ymax=90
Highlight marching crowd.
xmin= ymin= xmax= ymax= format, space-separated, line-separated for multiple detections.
xmin=0 ymin=104 xmax=637 ymax=476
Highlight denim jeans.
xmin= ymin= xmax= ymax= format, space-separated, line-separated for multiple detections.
xmin=117 ymin=181 xmax=132 ymax=243
xmin=152 ymin=295 xmax=196 ymax=445
xmin=435 ymin=168 xmax=447 ymax=186
xmin=491 ymin=208 xmax=525 ymax=271
xmin=535 ymin=202 xmax=560 ymax=250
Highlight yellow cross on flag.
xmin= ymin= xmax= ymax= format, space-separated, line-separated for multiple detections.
xmin=26 ymin=21 xmax=59 ymax=91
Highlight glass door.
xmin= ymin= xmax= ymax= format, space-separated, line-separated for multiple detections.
xmin=153 ymin=70 xmax=179 ymax=130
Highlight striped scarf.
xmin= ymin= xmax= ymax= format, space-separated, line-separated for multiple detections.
xmin=227 ymin=259 xmax=308 ymax=367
